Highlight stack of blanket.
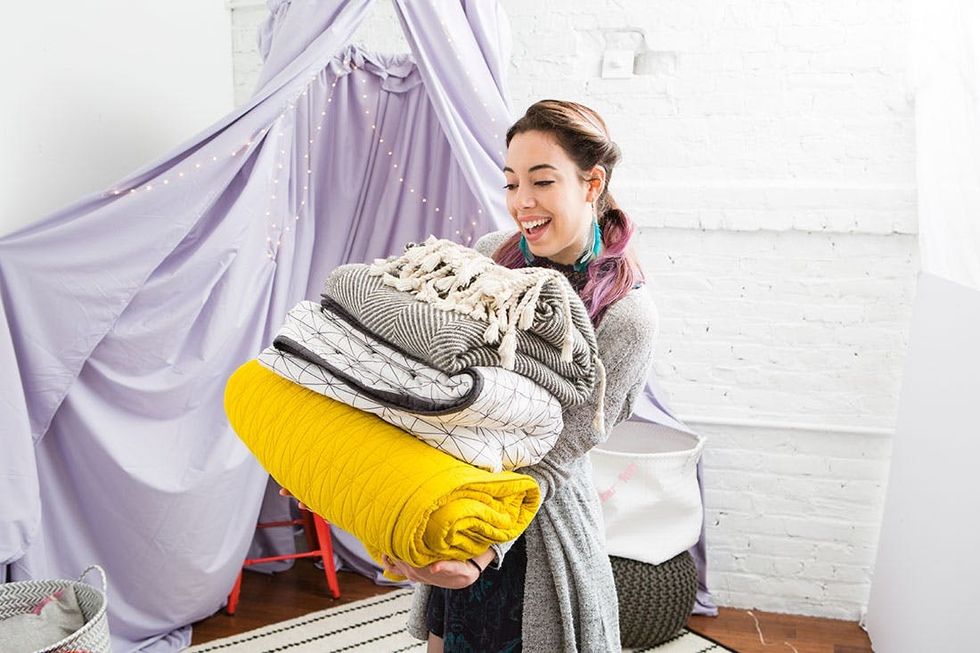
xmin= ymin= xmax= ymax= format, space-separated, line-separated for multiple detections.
xmin=224 ymin=237 xmax=602 ymax=570
xmin=260 ymin=300 xmax=564 ymax=472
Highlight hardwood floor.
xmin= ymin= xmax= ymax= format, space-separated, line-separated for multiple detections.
xmin=687 ymin=608 xmax=873 ymax=653
xmin=191 ymin=560 xmax=874 ymax=652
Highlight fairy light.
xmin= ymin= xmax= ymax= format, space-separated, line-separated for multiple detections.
xmin=106 ymin=60 xmax=486 ymax=251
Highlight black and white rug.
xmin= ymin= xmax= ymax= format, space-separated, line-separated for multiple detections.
xmin=185 ymin=590 xmax=734 ymax=652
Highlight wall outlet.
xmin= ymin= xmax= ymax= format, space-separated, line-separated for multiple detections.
xmin=601 ymin=49 xmax=635 ymax=79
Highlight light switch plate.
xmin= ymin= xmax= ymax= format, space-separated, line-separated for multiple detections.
xmin=601 ymin=49 xmax=634 ymax=79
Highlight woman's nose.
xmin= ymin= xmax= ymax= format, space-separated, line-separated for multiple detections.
xmin=517 ymin=188 xmax=536 ymax=209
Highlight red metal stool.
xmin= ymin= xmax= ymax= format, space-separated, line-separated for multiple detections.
xmin=226 ymin=506 xmax=341 ymax=614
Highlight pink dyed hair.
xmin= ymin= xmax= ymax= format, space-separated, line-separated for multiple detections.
xmin=491 ymin=100 xmax=645 ymax=326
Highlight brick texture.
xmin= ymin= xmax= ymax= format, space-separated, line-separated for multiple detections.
xmin=228 ymin=0 xmax=915 ymax=620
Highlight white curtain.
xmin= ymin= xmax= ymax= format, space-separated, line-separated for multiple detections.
xmin=912 ymin=0 xmax=980 ymax=290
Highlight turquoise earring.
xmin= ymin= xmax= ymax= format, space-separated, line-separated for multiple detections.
xmin=519 ymin=234 xmax=535 ymax=264
xmin=573 ymin=218 xmax=602 ymax=272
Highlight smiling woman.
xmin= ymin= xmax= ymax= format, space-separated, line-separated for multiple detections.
xmin=401 ymin=100 xmax=660 ymax=652
xmin=496 ymin=100 xmax=646 ymax=325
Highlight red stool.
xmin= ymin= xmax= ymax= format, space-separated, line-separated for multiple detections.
xmin=226 ymin=506 xmax=341 ymax=614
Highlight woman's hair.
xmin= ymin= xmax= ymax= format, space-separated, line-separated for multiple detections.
xmin=492 ymin=99 xmax=645 ymax=325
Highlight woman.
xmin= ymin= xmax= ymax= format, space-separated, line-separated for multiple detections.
xmin=387 ymin=100 xmax=658 ymax=652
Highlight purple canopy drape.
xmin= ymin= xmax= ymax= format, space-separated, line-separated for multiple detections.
xmin=0 ymin=1 xmax=711 ymax=650
xmin=0 ymin=1 xmax=511 ymax=649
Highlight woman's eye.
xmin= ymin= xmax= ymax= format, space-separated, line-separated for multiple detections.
xmin=503 ymin=181 xmax=553 ymax=189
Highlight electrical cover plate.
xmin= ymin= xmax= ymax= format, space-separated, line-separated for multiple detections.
xmin=601 ymin=49 xmax=634 ymax=79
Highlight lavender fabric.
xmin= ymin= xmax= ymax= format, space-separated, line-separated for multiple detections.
xmin=0 ymin=1 xmax=513 ymax=650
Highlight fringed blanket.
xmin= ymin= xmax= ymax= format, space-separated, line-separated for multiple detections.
xmin=225 ymin=361 xmax=541 ymax=574
xmin=258 ymin=301 xmax=563 ymax=472
xmin=323 ymin=237 xmax=604 ymax=427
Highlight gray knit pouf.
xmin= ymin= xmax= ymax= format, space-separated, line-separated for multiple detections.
xmin=610 ymin=551 xmax=698 ymax=649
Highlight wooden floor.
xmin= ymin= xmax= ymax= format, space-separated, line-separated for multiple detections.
xmin=191 ymin=560 xmax=874 ymax=653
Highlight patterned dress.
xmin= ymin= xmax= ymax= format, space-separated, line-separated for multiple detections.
xmin=426 ymin=535 xmax=528 ymax=652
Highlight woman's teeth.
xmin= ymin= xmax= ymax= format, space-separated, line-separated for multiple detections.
xmin=523 ymin=218 xmax=551 ymax=234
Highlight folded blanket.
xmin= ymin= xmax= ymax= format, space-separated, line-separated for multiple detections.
xmin=323 ymin=237 xmax=604 ymax=425
xmin=259 ymin=301 xmax=563 ymax=472
xmin=225 ymin=360 xmax=541 ymax=572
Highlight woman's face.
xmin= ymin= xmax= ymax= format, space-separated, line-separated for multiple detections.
xmin=503 ymin=130 xmax=601 ymax=265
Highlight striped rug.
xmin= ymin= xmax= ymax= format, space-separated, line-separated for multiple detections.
xmin=185 ymin=590 xmax=734 ymax=653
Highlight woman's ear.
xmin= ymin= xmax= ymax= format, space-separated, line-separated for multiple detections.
xmin=586 ymin=165 xmax=607 ymax=203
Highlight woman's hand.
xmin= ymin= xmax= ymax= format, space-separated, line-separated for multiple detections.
xmin=278 ymin=487 xmax=310 ymax=511
xmin=382 ymin=556 xmax=478 ymax=589
xmin=381 ymin=549 xmax=496 ymax=590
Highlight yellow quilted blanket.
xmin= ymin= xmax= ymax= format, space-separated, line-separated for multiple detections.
xmin=225 ymin=361 xmax=540 ymax=571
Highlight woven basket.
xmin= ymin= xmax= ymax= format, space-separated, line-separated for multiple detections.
xmin=611 ymin=551 xmax=697 ymax=649
xmin=0 ymin=565 xmax=111 ymax=653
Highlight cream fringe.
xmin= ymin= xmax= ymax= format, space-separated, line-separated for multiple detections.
xmin=370 ymin=236 xmax=607 ymax=432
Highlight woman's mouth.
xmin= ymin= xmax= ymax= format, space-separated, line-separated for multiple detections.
xmin=521 ymin=217 xmax=551 ymax=241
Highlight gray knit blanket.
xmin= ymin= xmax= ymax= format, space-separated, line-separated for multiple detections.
xmin=321 ymin=238 xmax=601 ymax=412
xmin=259 ymin=300 xmax=564 ymax=472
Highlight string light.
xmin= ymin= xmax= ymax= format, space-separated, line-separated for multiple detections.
xmin=106 ymin=57 xmax=487 ymax=252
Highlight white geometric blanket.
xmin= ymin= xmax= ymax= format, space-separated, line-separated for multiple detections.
xmin=257 ymin=301 xmax=563 ymax=472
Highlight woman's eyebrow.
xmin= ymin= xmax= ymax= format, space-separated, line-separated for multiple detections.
xmin=502 ymin=164 xmax=559 ymax=173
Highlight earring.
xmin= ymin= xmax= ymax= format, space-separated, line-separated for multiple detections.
xmin=573 ymin=204 xmax=602 ymax=272
xmin=519 ymin=234 xmax=535 ymax=264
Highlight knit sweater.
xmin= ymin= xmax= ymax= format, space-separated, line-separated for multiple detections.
xmin=406 ymin=230 xmax=658 ymax=652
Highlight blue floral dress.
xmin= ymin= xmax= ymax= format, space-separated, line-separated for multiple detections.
xmin=425 ymin=535 xmax=528 ymax=652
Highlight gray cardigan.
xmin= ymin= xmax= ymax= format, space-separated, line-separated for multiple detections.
xmin=406 ymin=230 xmax=658 ymax=652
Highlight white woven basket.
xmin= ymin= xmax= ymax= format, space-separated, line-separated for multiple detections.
xmin=0 ymin=565 xmax=111 ymax=653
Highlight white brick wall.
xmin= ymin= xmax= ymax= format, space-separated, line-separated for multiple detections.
xmin=228 ymin=0 xmax=916 ymax=620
